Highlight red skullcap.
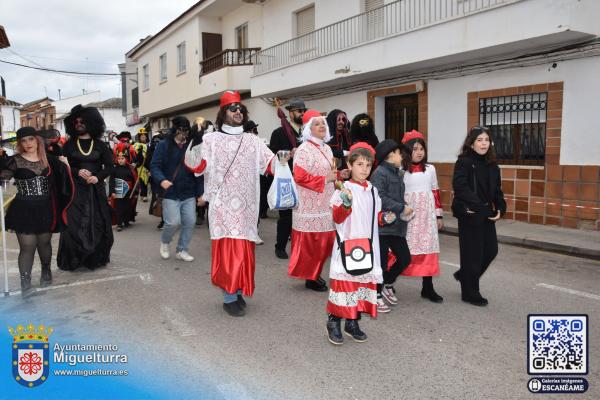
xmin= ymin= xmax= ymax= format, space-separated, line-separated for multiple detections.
xmin=401 ymin=129 xmax=425 ymax=144
xmin=302 ymin=109 xmax=322 ymax=125
xmin=220 ymin=90 xmax=241 ymax=108
xmin=349 ymin=141 xmax=376 ymax=156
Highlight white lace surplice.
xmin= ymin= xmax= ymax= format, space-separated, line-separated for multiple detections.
xmin=201 ymin=131 xmax=274 ymax=242
xmin=292 ymin=141 xmax=336 ymax=233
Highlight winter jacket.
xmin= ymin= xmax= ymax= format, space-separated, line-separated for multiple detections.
xmin=451 ymin=151 xmax=506 ymax=225
xmin=150 ymin=135 xmax=203 ymax=201
xmin=370 ymin=161 xmax=408 ymax=237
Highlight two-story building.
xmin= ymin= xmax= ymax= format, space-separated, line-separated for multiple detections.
xmin=125 ymin=0 xmax=600 ymax=230
xmin=19 ymin=97 xmax=56 ymax=131
xmin=0 ymin=98 xmax=21 ymax=140
xmin=119 ymin=36 xmax=152 ymax=131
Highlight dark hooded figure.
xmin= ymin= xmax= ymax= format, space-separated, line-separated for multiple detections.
xmin=326 ymin=109 xmax=351 ymax=167
xmin=350 ymin=113 xmax=379 ymax=148
xmin=57 ymin=104 xmax=115 ymax=270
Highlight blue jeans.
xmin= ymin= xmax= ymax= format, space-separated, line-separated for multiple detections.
xmin=161 ymin=197 xmax=196 ymax=252
xmin=223 ymin=290 xmax=242 ymax=304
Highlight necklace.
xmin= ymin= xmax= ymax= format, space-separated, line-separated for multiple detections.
xmin=77 ymin=138 xmax=94 ymax=156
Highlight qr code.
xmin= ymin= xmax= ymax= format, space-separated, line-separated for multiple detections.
xmin=528 ymin=315 xmax=588 ymax=375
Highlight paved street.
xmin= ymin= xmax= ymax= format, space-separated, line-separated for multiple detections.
xmin=1 ymin=208 xmax=599 ymax=399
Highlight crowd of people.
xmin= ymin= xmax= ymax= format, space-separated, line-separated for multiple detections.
xmin=0 ymin=91 xmax=506 ymax=346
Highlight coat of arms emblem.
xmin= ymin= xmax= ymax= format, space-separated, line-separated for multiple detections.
xmin=9 ymin=324 xmax=53 ymax=388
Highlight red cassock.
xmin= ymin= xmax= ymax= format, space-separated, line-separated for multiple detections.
xmin=211 ymin=238 xmax=256 ymax=296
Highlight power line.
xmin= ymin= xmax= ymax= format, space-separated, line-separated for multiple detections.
xmin=0 ymin=58 xmax=134 ymax=76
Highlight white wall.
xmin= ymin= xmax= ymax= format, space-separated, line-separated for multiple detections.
xmin=99 ymin=108 xmax=128 ymax=134
xmin=53 ymin=91 xmax=102 ymax=118
xmin=428 ymin=56 xmax=600 ymax=166
xmin=221 ymin=4 xmax=263 ymax=49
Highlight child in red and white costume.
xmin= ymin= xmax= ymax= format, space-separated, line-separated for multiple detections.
xmin=326 ymin=143 xmax=391 ymax=345
xmin=400 ymin=130 xmax=444 ymax=303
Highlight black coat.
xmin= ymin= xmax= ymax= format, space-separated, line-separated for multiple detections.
xmin=451 ymin=154 xmax=506 ymax=225
xmin=269 ymin=126 xmax=301 ymax=168
xmin=370 ymin=161 xmax=408 ymax=237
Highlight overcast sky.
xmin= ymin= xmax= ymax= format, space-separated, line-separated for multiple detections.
xmin=0 ymin=0 xmax=198 ymax=104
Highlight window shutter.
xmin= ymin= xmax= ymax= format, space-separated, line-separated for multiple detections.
xmin=296 ymin=5 xmax=315 ymax=37
xmin=365 ymin=0 xmax=384 ymax=11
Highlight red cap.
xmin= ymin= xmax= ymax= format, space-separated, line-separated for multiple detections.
xmin=220 ymin=90 xmax=241 ymax=108
xmin=401 ymin=130 xmax=425 ymax=144
xmin=349 ymin=141 xmax=376 ymax=156
xmin=302 ymin=109 xmax=322 ymax=125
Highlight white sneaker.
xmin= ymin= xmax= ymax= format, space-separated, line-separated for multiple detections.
xmin=160 ymin=243 xmax=170 ymax=260
xmin=176 ymin=251 xmax=194 ymax=262
xmin=377 ymin=297 xmax=391 ymax=313
xmin=256 ymin=236 xmax=264 ymax=245
xmin=382 ymin=285 xmax=398 ymax=305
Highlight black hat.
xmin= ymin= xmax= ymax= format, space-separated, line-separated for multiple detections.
xmin=16 ymin=127 xmax=38 ymax=140
xmin=116 ymin=131 xmax=132 ymax=140
xmin=64 ymin=104 xmax=106 ymax=139
xmin=375 ymin=139 xmax=400 ymax=164
xmin=171 ymin=116 xmax=190 ymax=129
xmin=244 ymin=120 xmax=259 ymax=132
xmin=285 ymin=98 xmax=306 ymax=111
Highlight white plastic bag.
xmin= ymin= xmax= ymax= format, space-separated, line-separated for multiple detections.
xmin=267 ymin=161 xmax=299 ymax=210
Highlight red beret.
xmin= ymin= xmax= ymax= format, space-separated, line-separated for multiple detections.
xmin=349 ymin=141 xmax=376 ymax=156
xmin=401 ymin=130 xmax=425 ymax=144
xmin=302 ymin=109 xmax=322 ymax=125
xmin=220 ymin=90 xmax=241 ymax=108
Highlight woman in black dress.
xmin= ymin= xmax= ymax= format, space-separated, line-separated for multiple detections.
xmin=0 ymin=127 xmax=72 ymax=295
xmin=451 ymin=126 xmax=506 ymax=306
xmin=57 ymin=105 xmax=114 ymax=270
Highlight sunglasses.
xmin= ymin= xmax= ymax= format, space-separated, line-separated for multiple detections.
xmin=227 ymin=104 xmax=243 ymax=113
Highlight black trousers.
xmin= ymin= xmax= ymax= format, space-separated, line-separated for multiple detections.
xmin=275 ymin=209 xmax=292 ymax=250
xmin=114 ymin=198 xmax=132 ymax=226
xmin=377 ymin=235 xmax=411 ymax=293
xmin=457 ymin=218 xmax=498 ymax=298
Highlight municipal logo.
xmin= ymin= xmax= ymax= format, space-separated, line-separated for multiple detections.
xmin=9 ymin=324 xmax=53 ymax=388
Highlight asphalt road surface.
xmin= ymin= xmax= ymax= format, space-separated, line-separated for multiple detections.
xmin=1 ymin=208 xmax=599 ymax=399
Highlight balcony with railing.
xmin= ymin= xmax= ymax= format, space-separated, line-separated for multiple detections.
xmin=254 ymin=0 xmax=522 ymax=76
xmin=200 ymin=48 xmax=261 ymax=76
xmin=251 ymin=0 xmax=597 ymax=97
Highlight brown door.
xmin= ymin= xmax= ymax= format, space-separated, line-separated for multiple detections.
xmin=202 ymin=33 xmax=222 ymax=60
xmin=385 ymin=94 xmax=418 ymax=143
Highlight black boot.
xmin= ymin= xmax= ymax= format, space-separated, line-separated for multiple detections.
xmin=20 ymin=272 xmax=32 ymax=297
xmin=40 ymin=264 xmax=52 ymax=287
xmin=223 ymin=301 xmax=245 ymax=317
xmin=305 ymin=279 xmax=328 ymax=292
xmin=344 ymin=319 xmax=368 ymax=342
xmin=237 ymin=294 xmax=246 ymax=309
xmin=326 ymin=315 xmax=343 ymax=345
xmin=421 ymin=277 xmax=444 ymax=303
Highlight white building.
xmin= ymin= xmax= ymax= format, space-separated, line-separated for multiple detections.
xmin=52 ymin=91 xmax=102 ymax=133
xmin=126 ymin=0 xmax=600 ymax=230
xmin=0 ymin=98 xmax=21 ymax=139
xmin=55 ymin=97 xmax=128 ymax=136
xmin=119 ymin=36 xmax=152 ymax=132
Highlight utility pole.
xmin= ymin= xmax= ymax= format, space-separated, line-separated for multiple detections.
xmin=58 ymin=89 xmax=61 ymax=100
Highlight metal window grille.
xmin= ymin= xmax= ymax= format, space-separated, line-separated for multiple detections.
xmin=479 ymin=92 xmax=547 ymax=165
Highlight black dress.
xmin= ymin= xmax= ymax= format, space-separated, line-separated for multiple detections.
xmin=0 ymin=154 xmax=72 ymax=234
xmin=57 ymin=138 xmax=114 ymax=270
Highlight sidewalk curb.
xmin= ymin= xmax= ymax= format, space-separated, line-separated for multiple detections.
xmin=441 ymin=227 xmax=600 ymax=260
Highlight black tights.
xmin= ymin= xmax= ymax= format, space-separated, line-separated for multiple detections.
xmin=16 ymin=233 xmax=52 ymax=275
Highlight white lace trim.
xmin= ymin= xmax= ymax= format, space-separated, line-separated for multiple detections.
xmin=328 ymin=286 xmax=378 ymax=307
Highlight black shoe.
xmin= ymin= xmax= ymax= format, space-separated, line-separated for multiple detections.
xmin=157 ymin=221 xmax=164 ymax=229
xmin=20 ymin=273 xmax=32 ymax=298
xmin=326 ymin=317 xmax=343 ymax=345
xmin=237 ymin=295 xmax=246 ymax=309
xmin=421 ymin=288 xmax=444 ymax=303
xmin=316 ymin=276 xmax=327 ymax=286
xmin=453 ymin=270 xmax=460 ymax=281
xmin=344 ymin=319 xmax=368 ymax=342
xmin=223 ymin=301 xmax=246 ymax=317
xmin=117 ymin=225 xmax=123 ymax=232
xmin=305 ymin=279 xmax=328 ymax=292
xmin=259 ymin=212 xmax=268 ymax=219
xmin=275 ymin=248 xmax=288 ymax=259
xmin=462 ymin=294 xmax=489 ymax=307
xmin=40 ymin=267 xmax=52 ymax=287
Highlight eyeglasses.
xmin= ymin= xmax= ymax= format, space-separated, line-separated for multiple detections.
xmin=227 ymin=104 xmax=243 ymax=113
xmin=290 ymin=108 xmax=306 ymax=113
